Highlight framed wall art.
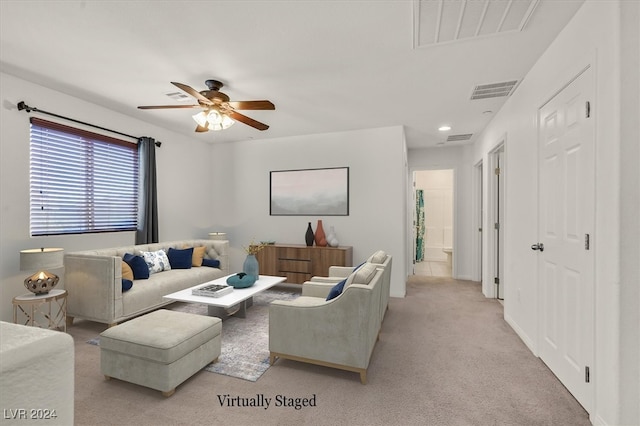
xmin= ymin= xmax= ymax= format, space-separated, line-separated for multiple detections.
xmin=270 ymin=167 xmax=349 ymax=216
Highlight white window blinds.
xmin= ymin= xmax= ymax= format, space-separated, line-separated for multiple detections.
xmin=29 ymin=118 xmax=138 ymax=236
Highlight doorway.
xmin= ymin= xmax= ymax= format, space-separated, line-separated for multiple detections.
xmin=413 ymin=169 xmax=454 ymax=277
xmin=474 ymin=160 xmax=483 ymax=283
xmin=487 ymin=142 xmax=506 ymax=299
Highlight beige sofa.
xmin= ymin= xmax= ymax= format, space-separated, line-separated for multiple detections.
xmin=269 ymin=263 xmax=383 ymax=384
xmin=64 ymin=239 xmax=229 ymax=327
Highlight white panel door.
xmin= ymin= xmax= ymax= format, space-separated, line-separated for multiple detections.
xmin=537 ymin=67 xmax=594 ymax=412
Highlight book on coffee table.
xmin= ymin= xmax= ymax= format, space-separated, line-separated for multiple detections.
xmin=191 ymin=283 xmax=233 ymax=298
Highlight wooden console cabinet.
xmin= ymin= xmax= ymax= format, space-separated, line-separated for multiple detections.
xmin=256 ymin=244 xmax=353 ymax=284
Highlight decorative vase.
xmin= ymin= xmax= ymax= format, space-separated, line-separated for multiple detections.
xmin=314 ymin=219 xmax=327 ymax=247
xmin=305 ymin=222 xmax=315 ymax=246
xmin=326 ymin=226 xmax=339 ymax=247
xmin=242 ymin=254 xmax=259 ymax=281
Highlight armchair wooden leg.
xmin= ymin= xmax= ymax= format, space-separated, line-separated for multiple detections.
xmin=359 ymin=370 xmax=367 ymax=385
xmin=269 ymin=353 xmax=277 ymax=366
xmin=162 ymin=389 xmax=175 ymax=398
xmin=66 ymin=316 xmax=74 ymax=327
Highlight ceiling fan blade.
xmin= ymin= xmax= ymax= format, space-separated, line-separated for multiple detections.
xmin=171 ymin=82 xmax=213 ymax=105
xmin=228 ymin=111 xmax=269 ymax=131
xmin=227 ymin=100 xmax=275 ymax=110
xmin=138 ymin=105 xmax=202 ymax=109
xmin=195 ymin=124 xmax=209 ymax=133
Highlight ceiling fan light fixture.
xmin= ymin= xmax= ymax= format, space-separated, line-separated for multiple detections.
xmin=192 ymin=109 xmax=235 ymax=131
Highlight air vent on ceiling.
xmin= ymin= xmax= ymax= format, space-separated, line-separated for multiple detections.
xmin=446 ymin=134 xmax=473 ymax=142
xmin=470 ymin=80 xmax=518 ymax=100
xmin=165 ymin=91 xmax=192 ymax=102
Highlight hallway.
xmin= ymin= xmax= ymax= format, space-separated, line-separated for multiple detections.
xmin=414 ymin=260 xmax=452 ymax=277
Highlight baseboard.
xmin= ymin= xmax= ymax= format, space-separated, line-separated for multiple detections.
xmin=504 ymin=313 xmax=537 ymax=355
xmin=591 ymin=413 xmax=609 ymax=426
xmin=455 ymin=274 xmax=473 ymax=281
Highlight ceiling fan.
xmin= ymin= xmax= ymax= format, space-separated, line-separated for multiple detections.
xmin=138 ymin=80 xmax=275 ymax=132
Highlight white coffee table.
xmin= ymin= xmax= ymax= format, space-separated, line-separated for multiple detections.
xmin=163 ymin=274 xmax=286 ymax=319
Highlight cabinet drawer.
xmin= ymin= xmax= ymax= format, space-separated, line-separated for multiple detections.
xmin=284 ymin=272 xmax=311 ymax=284
xmin=278 ymin=259 xmax=311 ymax=273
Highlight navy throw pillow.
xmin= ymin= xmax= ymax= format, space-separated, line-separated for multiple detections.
xmin=326 ymin=278 xmax=347 ymax=301
xmin=202 ymin=258 xmax=221 ymax=268
xmin=167 ymin=247 xmax=193 ymax=269
xmin=122 ymin=279 xmax=133 ymax=292
xmin=123 ymin=253 xmax=150 ymax=280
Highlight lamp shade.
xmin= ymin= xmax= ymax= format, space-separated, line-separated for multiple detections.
xmin=192 ymin=109 xmax=235 ymax=131
xmin=20 ymin=248 xmax=64 ymax=271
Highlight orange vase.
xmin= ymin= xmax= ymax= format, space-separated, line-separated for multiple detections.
xmin=314 ymin=219 xmax=327 ymax=246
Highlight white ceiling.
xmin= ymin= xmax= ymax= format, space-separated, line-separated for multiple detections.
xmin=0 ymin=0 xmax=584 ymax=149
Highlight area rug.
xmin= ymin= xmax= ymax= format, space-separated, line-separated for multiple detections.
xmin=86 ymin=288 xmax=299 ymax=382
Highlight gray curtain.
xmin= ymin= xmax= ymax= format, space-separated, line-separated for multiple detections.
xmin=136 ymin=137 xmax=158 ymax=244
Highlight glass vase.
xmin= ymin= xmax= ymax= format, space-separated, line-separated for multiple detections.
xmin=243 ymin=254 xmax=259 ymax=281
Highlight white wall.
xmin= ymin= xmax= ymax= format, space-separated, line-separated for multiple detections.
xmin=208 ymin=126 xmax=409 ymax=298
xmin=0 ymin=72 xmax=216 ymax=323
xmin=471 ymin=1 xmax=638 ymax=424
xmin=408 ymin=145 xmax=474 ymax=280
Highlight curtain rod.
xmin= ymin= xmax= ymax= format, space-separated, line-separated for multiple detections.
xmin=17 ymin=101 xmax=161 ymax=147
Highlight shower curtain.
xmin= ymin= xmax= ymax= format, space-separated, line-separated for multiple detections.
xmin=415 ymin=189 xmax=425 ymax=262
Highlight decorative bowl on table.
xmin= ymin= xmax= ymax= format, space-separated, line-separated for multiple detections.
xmin=226 ymin=272 xmax=257 ymax=288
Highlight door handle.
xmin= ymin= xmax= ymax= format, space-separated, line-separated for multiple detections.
xmin=531 ymin=243 xmax=544 ymax=252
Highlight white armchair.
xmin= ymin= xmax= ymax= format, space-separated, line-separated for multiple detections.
xmin=269 ymin=263 xmax=383 ymax=384
xmin=309 ymin=250 xmax=392 ymax=324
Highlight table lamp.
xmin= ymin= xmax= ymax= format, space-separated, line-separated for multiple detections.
xmin=20 ymin=247 xmax=64 ymax=295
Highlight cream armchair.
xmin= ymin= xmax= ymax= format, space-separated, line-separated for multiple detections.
xmin=269 ymin=263 xmax=383 ymax=384
xmin=309 ymin=250 xmax=392 ymax=324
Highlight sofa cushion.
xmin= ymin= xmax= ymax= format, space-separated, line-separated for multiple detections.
xmin=326 ymin=278 xmax=347 ymax=301
xmin=122 ymin=261 xmax=134 ymax=281
xmin=167 ymin=247 xmax=193 ymax=270
xmin=121 ymin=267 xmax=223 ymax=317
xmin=140 ymin=250 xmax=171 ymax=274
xmin=123 ymin=253 xmax=150 ymax=280
xmin=191 ymin=246 xmax=206 ymax=267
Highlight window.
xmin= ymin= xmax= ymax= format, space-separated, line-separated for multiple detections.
xmin=29 ymin=118 xmax=138 ymax=236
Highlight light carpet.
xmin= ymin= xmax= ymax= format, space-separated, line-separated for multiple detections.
xmin=87 ymin=288 xmax=298 ymax=382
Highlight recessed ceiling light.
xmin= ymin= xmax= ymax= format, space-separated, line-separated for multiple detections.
xmin=438 ymin=126 xmax=451 ymax=132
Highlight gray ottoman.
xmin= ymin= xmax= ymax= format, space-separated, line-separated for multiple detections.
xmin=100 ymin=309 xmax=221 ymax=397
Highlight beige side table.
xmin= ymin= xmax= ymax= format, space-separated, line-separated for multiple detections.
xmin=13 ymin=289 xmax=67 ymax=332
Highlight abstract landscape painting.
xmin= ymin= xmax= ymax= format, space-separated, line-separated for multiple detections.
xmin=270 ymin=167 xmax=349 ymax=215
